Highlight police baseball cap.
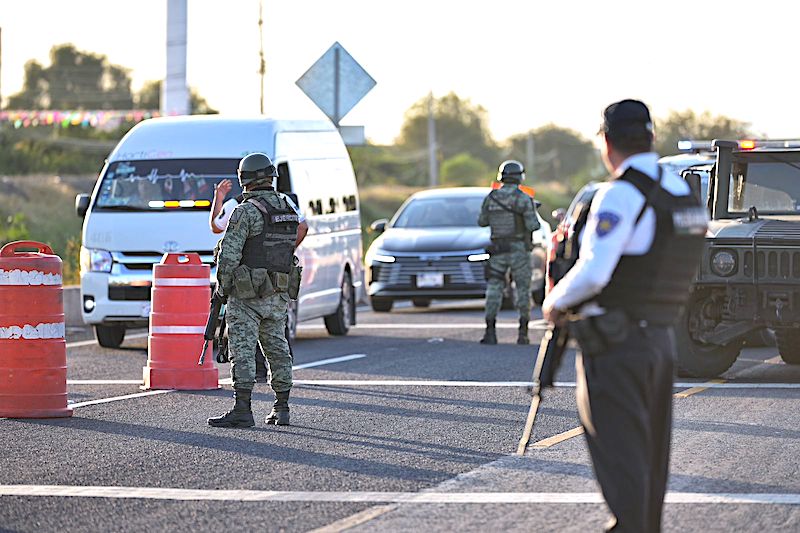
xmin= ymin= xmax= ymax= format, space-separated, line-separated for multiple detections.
xmin=599 ymin=99 xmax=654 ymax=137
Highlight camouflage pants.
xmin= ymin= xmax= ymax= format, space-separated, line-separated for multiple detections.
xmin=484 ymin=250 xmax=532 ymax=321
xmin=227 ymin=292 xmax=292 ymax=392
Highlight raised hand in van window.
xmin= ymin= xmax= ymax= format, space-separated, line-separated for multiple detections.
xmin=215 ymin=179 xmax=233 ymax=201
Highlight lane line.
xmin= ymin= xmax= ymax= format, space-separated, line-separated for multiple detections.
xmin=66 ymin=332 xmax=148 ymax=349
xmin=69 ymin=390 xmax=173 ymax=409
xmin=64 ymin=379 xmax=800 ymax=390
xmin=68 ymin=355 xmax=368 ymax=387
xmin=674 ymin=379 xmax=727 ymax=399
xmin=1 ymin=486 xmax=798 ymax=505
xmin=298 ymin=322 xmax=548 ymax=331
xmin=293 ymin=354 xmax=367 ymax=370
xmin=308 ymin=505 xmax=398 ymax=533
xmin=531 ymin=426 xmax=585 ymax=449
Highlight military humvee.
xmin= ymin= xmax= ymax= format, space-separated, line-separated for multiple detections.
xmin=677 ymin=139 xmax=800 ymax=377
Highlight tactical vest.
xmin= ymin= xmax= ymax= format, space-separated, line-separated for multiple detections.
xmin=240 ymin=195 xmax=299 ymax=273
xmin=594 ymin=169 xmax=707 ymax=324
xmin=486 ymin=189 xmax=530 ymax=245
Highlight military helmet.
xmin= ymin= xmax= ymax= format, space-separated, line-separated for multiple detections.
xmin=238 ymin=152 xmax=278 ymax=188
xmin=497 ymin=160 xmax=525 ymax=183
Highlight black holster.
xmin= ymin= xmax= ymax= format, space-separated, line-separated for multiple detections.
xmin=568 ymin=309 xmax=631 ymax=357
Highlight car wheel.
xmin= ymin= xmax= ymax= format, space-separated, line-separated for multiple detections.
xmin=675 ymin=292 xmax=742 ymax=378
xmin=95 ymin=324 xmax=125 ymax=348
xmin=371 ymin=297 xmax=393 ymax=313
xmin=532 ymin=287 xmax=545 ymax=307
xmin=286 ymin=300 xmax=298 ymax=342
xmin=412 ymin=298 xmax=431 ymax=308
xmin=324 ymin=271 xmax=353 ymax=336
xmin=775 ymin=329 xmax=800 ymax=364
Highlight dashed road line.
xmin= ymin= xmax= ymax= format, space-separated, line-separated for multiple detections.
xmin=1 ymin=485 xmax=798 ymax=505
xmin=531 ymin=426 xmax=585 ymax=449
xmin=68 ymin=390 xmax=173 ymax=408
xmin=674 ymin=379 xmax=727 ymax=399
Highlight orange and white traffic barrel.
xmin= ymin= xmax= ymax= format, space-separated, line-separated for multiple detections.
xmin=143 ymin=253 xmax=218 ymax=390
xmin=0 ymin=241 xmax=72 ymax=418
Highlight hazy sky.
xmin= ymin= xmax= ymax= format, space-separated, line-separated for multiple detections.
xmin=1 ymin=0 xmax=799 ymax=144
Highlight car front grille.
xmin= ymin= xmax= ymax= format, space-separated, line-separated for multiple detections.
xmin=743 ymin=250 xmax=800 ymax=280
xmin=375 ymin=256 xmax=485 ymax=286
xmin=108 ymin=286 xmax=151 ymax=301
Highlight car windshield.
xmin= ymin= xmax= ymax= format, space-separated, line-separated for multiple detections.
xmin=94 ymin=159 xmax=242 ymax=211
xmin=729 ymin=160 xmax=800 ymax=214
xmin=393 ymin=196 xmax=484 ymax=228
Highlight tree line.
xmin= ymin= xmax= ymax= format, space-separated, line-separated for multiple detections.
xmin=1 ymin=43 xmax=755 ymax=190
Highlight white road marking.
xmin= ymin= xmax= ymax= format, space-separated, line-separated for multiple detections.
xmin=68 ymin=390 xmax=172 ymax=408
xmin=1 ymin=485 xmax=798 ymax=505
xmin=66 ymin=332 xmax=148 ymax=349
xmin=298 ymin=321 xmax=548 ymax=331
xmin=68 ymin=355 xmax=367 ymax=387
xmin=292 ymin=353 xmax=366 ymax=370
xmin=64 ymin=378 xmax=800 ymax=390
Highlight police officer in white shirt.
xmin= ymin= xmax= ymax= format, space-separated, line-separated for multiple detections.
xmin=543 ymin=100 xmax=707 ymax=532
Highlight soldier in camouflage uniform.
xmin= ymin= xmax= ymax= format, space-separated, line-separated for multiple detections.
xmin=208 ymin=153 xmax=303 ymax=428
xmin=477 ymin=160 xmax=541 ymax=345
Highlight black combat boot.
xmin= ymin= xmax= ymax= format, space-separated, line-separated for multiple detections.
xmin=517 ymin=317 xmax=530 ymax=345
xmin=265 ymin=390 xmax=290 ymax=426
xmin=480 ymin=319 xmax=497 ymax=345
xmin=207 ymin=388 xmax=255 ymax=428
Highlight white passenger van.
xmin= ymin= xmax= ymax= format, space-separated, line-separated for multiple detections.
xmin=76 ymin=115 xmax=363 ymax=348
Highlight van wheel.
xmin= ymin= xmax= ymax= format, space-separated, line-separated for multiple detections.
xmin=370 ymin=298 xmax=393 ymax=312
xmin=775 ymin=330 xmax=800 ymax=364
xmin=286 ymin=300 xmax=298 ymax=342
xmin=412 ymin=298 xmax=431 ymax=308
xmin=324 ymin=271 xmax=353 ymax=336
xmin=95 ymin=325 xmax=125 ymax=348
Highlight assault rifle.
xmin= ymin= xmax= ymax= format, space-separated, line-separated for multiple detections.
xmin=198 ymin=292 xmax=226 ymax=366
xmin=516 ymin=321 xmax=569 ymax=454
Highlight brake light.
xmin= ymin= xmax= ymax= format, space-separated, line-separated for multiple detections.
xmin=739 ymin=140 xmax=756 ymax=150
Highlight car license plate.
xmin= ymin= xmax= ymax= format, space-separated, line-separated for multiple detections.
xmin=417 ymin=273 xmax=444 ymax=288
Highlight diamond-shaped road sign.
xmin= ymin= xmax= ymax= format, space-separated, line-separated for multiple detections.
xmin=296 ymin=42 xmax=376 ymax=126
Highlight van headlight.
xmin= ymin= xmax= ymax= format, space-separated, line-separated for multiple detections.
xmin=710 ymin=249 xmax=737 ymax=277
xmin=80 ymin=247 xmax=112 ymax=273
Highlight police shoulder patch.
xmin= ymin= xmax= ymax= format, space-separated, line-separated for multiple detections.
xmin=594 ymin=211 xmax=621 ymax=238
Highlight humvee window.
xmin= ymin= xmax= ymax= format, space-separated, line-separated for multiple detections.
xmin=729 ymin=160 xmax=800 ymax=214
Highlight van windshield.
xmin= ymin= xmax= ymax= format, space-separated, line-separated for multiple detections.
xmin=94 ymin=159 xmax=242 ymax=211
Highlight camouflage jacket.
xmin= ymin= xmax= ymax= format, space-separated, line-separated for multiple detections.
xmin=478 ymin=183 xmax=541 ymax=241
xmin=215 ymin=189 xmax=294 ymax=295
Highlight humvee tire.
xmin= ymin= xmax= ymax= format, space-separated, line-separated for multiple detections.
xmin=774 ymin=330 xmax=800 ymax=364
xmin=675 ymin=294 xmax=742 ymax=378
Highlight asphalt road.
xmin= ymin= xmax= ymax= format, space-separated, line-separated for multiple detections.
xmin=1 ymin=300 xmax=799 ymax=532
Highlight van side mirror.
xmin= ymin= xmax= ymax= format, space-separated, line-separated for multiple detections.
xmin=370 ymin=218 xmax=388 ymax=234
xmin=286 ymin=192 xmax=299 ymax=207
xmin=684 ymin=173 xmax=703 ymax=201
xmin=75 ymin=194 xmax=90 ymax=218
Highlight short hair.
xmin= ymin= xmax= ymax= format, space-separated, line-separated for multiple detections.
xmin=606 ymin=129 xmax=653 ymax=156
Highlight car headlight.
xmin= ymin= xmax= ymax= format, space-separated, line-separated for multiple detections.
xmin=80 ymin=247 xmax=112 ymax=273
xmin=371 ymin=253 xmax=396 ymax=264
xmin=710 ymin=249 xmax=737 ymax=277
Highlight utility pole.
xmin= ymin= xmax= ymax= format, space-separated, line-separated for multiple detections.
xmin=258 ymin=0 xmax=265 ymax=114
xmin=0 ymin=27 xmax=3 ymax=110
xmin=427 ymin=92 xmax=438 ymax=187
xmin=526 ymin=131 xmax=535 ymax=180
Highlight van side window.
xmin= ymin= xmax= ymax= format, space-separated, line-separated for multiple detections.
xmin=342 ymin=195 xmax=357 ymax=211
xmin=327 ymin=197 xmax=338 ymax=214
xmin=276 ymin=163 xmax=291 ymax=193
